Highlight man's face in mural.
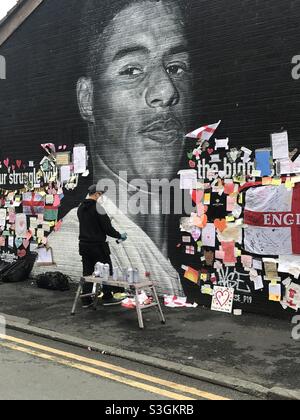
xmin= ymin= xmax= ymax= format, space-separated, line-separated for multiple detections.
xmin=78 ymin=0 xmax=192 ymax=183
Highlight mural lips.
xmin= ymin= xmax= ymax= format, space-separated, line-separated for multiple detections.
xmin=139 ymin=116 xmax=183 ymax=144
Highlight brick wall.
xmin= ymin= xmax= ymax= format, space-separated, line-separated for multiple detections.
xmin=0 ymin=0 xmax=300 ymax=317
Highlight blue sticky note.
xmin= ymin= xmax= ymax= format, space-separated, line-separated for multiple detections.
xmin=255 ymin=149 xmax=272 ymax=177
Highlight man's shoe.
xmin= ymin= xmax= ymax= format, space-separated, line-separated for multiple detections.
xmin=102 ymin=297 xmax=124 ymax=306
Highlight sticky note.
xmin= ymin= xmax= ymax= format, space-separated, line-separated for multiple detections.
xmin=204 ymin=193 xmax=211 ymax=205
xmin=272 ymin=178 xmax=282 ymax=186
xmin=255 ymin=149 xmax=272 ymax=177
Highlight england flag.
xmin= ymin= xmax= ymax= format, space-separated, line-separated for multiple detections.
xmin=186 ymin=120 xmax=221 ymax=141
xmin=243 ymin=184 xmax=300 ymax=255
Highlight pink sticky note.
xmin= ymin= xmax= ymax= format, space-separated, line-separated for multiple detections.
xmin=54 ymin=220 xmax=62 ymax=232
xmin=9 ymin=212 xmax=16 ymax=224
xmin=241 ymin=255 xmax=253 ymax=268
xmin=222 ymin=242 xmax=237 ymax=264
xmin=197 ymin=203 xmax=206 ymax=217
xmin=26 ymin=231 xmax=33 ymax=240
xmin=227 ymin=196 xmax=236 ymax=212
xmin=53 ymin=195 xmax=61 ymax=207
xmin=224 ymin=183 xmax=235 ymax=195
xmin=215 ymin=250 xmax=225 ymax=260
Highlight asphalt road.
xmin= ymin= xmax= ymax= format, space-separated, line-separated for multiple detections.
xmin=0 ymin=330 xmax=258 ymax=401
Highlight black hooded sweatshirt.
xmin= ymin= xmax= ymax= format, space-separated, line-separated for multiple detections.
xmin=77 ymin=199 xmax=121 ymax=244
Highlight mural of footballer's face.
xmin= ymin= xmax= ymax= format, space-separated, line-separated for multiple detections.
xmin=78 ymin=0 xmax=192 ymax=183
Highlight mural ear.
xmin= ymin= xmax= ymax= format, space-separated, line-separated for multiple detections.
xmin=77 ymin=77 xmax=95 ymax=123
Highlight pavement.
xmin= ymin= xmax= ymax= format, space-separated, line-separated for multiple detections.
xmin=0 ymin=280 xmax=299 ymax=400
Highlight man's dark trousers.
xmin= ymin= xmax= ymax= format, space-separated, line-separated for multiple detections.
xmin=79 ymin=242 xmax=120 ymax=300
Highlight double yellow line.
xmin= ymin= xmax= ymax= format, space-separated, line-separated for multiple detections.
xmin=0 ymin=334 xmax=229 ymax=400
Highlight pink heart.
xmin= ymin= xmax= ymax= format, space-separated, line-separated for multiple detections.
xmin=4 ymin=158 xmax=9 ymax=169
xmin=23 ymin=239 xmax=30 ymax=249
xmin=207 ymin=149 xmax=214 ymax=155
xmin=191 ymin=190 xmax=204 ymax=205
xmin=216 ymin=290 xmax=230 ymax=307
xmin=16 ymin=160 xmax=22 ymax=169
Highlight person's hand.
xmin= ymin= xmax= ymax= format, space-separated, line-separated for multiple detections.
xmin=120 ymin=233 xmax=128 ymax=241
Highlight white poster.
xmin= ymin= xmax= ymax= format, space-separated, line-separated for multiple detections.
xmin=271 ymin=131 xmax=289 ymax=160
xmin=73 ymin=145 xmax=87 ymax=174
xmin=0 ymin=209 xmax=6 ymax=228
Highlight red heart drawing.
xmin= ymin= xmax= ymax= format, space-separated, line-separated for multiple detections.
xmin=216 ymin=290 xmax=230 ymax=307
xmin=207 ymin=149 xmax=214 ymax=155
xmin=3 ymin=158 xmax=9 ymax=169
xmin=16 ymin=160 xmax=22 ymax=169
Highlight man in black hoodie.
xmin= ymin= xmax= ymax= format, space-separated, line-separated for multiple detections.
xmin=78 ymin=185 xmax=128 ymax=307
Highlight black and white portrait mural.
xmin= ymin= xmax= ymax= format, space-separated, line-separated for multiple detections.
xmin=1 ymin=0 xmax=300 ymax=317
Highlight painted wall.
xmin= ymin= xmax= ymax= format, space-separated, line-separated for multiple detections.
xmin=0 ymin=0 xmax=300 ymax=318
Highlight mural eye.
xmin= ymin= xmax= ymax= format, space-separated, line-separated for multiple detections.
xmin=166 ymin=64 xmax=185 ymax=76
xmin=119 ymin=67 xmax=143 ymax=77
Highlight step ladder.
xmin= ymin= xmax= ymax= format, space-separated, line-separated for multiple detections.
xmin=71 ymin=274 xmax=166 ymax=329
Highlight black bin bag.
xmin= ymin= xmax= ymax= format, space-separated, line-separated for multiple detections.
xmin=0 ymin=252 xmax=38 ymax=283
xmin=35 ymin=272 xmax=71 ymax=291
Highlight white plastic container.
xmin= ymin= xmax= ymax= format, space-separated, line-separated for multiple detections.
xmin=94 ymin=262 xmax=104 ymax=278
xmin=103 ymin=264 xmax=110 ymax=281
xmin=127 ymin=268 xmax=134 ymax=284
xmin=112 ymin=267 xmax=119 ymax=282
xmin=133 ymin=268 xmax=140 ymax=284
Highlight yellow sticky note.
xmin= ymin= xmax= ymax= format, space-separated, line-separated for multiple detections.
xmin=285 ymin=179 xmax=294 ymax=189
xmin=204 ymin=193 xmax=211 ymax=205
xmin=236 ymin=249 xmax=242 ymax=257
xmin=272 ymin=178 xmax=282 ymax=186
xmin=262 ymin=177 xmax=273 ymax=186
xmin=202 ymin=286 xmax=213 ymax=296
xmin=251 ymin=170 xmax=262 ymax=178
xmin=226 ymin=216 xmax=235 ymax=222
xmin=271 ymin=280 xmax=279 ymax=285
xmin=269 ymin=294 xmax=281 ymax=302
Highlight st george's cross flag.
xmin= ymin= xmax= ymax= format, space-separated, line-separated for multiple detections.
xmin=185 ymin=120 xmax=221 ymax=141
xmin=243 ymin=183 xmax=300 ymax=255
